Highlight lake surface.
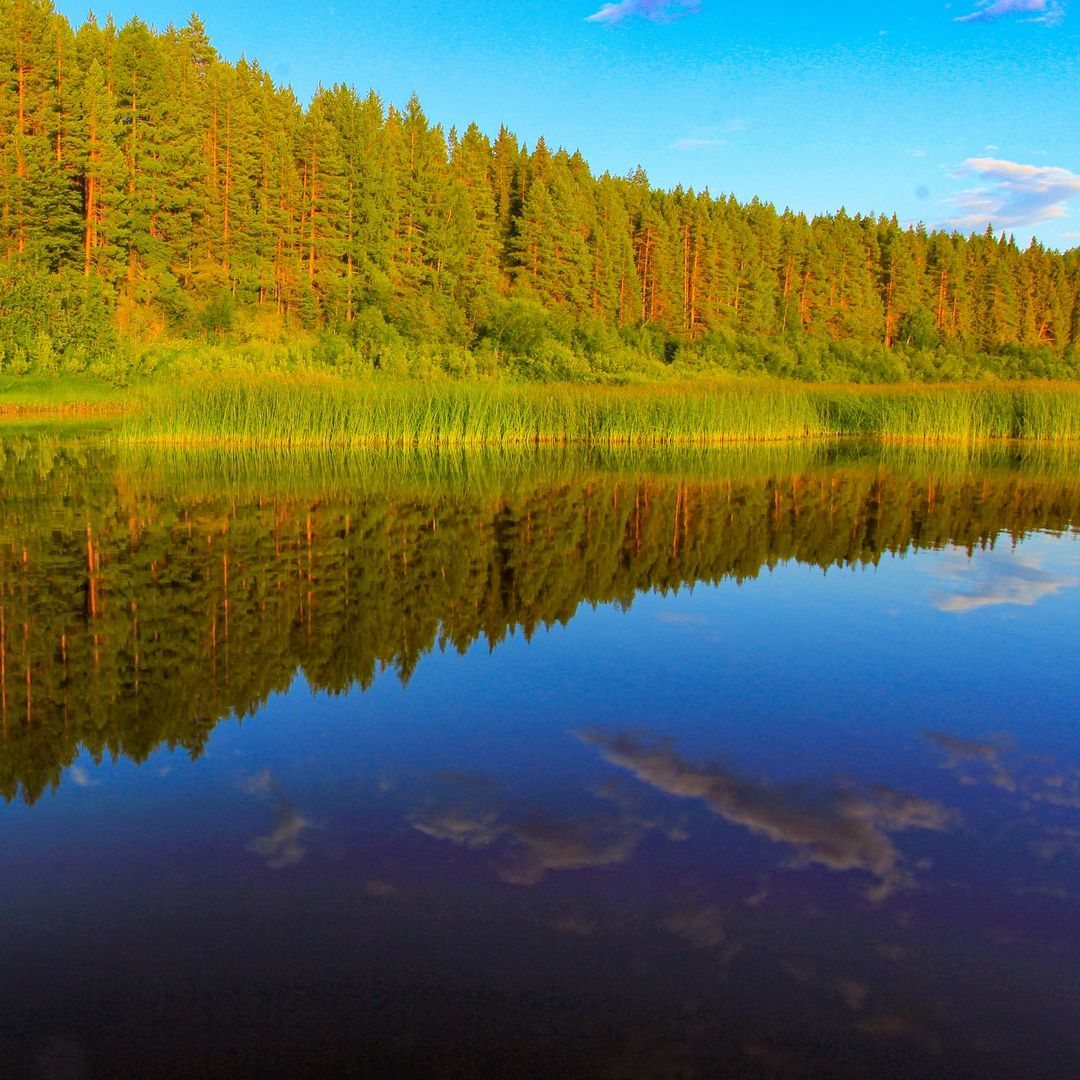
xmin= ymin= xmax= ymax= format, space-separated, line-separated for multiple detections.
xmin=1 ymin=437 xmax=1079 ymax=1078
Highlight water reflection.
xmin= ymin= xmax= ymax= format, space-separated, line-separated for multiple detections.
xmin=0 ymin=439 xmax=1078 ymax=1077
xmin=583 ymin=732 xmax=954 ymax=900
xmin=244 ymin=769 xmax=314 ymax=869
xmin=931 ymin=548 xmax=1078 ymax=612
xmin=925 ymin=728 xmax=1080 ymax=809
xmin=1 ymin=441 xmax=1077 ymax=805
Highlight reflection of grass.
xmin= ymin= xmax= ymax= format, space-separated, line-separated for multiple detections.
xmin=120 ymin=375 xmax=1080 ymax=449
xmin=117 ymin=437 xmax=1080 ymax=505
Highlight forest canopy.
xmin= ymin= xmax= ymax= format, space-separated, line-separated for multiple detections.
xmin=1 ymin=0 xmax=1079 ymax=383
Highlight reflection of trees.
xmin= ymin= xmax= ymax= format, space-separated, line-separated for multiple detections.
xmin=1 ymin=441 xmax=1078 ymax=804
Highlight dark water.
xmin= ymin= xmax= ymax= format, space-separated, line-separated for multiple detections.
xmin=1 ymin=438 xmax=1079 ymax=1079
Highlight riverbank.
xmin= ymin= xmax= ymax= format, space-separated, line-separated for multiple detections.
xmin=0 ymin=375 xmax=129 ymax=418
xmin=4 ymin=374 xmax=1080 ymax=446
xmin=126 ymin=375 xmax=1080 ymax=447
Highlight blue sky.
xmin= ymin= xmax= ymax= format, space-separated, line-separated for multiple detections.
xmin=56 ymin=0 xmax=1080 ymax=250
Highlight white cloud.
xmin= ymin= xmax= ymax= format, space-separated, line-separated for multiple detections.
xmin=587 ymin=0 xmax=701 ymax=24
xmin=955 ymin=0 xmax=1065 ymax=24
xmin=944 ymin=157 xmax=1080 ymax=230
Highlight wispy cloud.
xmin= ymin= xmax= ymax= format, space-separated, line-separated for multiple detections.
xmin=955 ymin=0 xmax=1065 ymax=24
xmin=944 ymin=158 xmax=1080 ymax=230
xmin=587 ymin=0 xmax=700 ymax=24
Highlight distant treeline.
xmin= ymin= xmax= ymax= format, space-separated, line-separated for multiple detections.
xmin=2 ymin=1 xmax=1079 ymax=383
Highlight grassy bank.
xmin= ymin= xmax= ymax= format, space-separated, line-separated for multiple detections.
xmin=116 ymin=375 xmax=1080 ymax=448
xmin=0 ymin=375 xmax=129 ymax=417
xmin=4 ymin=373 xmax=1079 ymax=447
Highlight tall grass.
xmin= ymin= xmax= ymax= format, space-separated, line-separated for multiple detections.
xmin=123 ymin=376 xmax=832 ymax=448
xmin=815 ymin=382 xmax=1080 ymax=443
xmin=120 ymin=375 xmax=1080 ymax=449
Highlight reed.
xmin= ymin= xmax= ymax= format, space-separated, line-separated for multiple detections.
xmin=119 ymin=375 xmax=1080 ymax=449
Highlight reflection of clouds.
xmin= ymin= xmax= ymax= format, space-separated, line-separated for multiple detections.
xmin=925 ymin=730 xmax=1080 ymax=810
xmin=1032 ymin=825 xmax=1080 ymax=862
xmin=931 ymin=550 xmax=1076 ymax=613
xmin=412 ymin=808 xmax=506 ymax=848
xmin=583 ymin=732 xmax=953 ymax=897
xmin=412 ymin=770 xmax=680 ymax=885
xmin=923 ymin=730 xmax=1008 ymax=764
xmin=410 ymin=772 xmax=509 ymax=848
xmin=923 ymin=730 xmax=1018 ymax=791
xmin=662 ymin=904 xmax=727 ymax=951
xmin=243 ymin=769 xmax=313 ymax=870
xmin=68 ymin=764 xmax=99 ymax=787
xmin=242 ymin=768 xmax=275 ymax=797
xmin=500 ymin=815 xmax=641 ymax=885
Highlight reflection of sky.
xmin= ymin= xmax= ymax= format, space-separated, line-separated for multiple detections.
xmin=581 ymin=731 xmax=954 ymax=899
xmin=931 ymin=542 xmax=1078 ymax=613
xmin=3 ymin=528 xmax=1079 ymax=1075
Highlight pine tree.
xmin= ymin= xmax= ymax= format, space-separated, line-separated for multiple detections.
xmin=298 ymin=90 xmax=347 ymax=319
xmin=0 ymin=0 xmax=80 ymax=264
xmin=77 ymin=59 xmax=126 ymax=282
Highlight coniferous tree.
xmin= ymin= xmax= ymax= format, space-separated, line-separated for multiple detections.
xmin=0 ymin=6 xmax=1077 ymax=377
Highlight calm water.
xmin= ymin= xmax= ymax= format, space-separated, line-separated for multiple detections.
xmin=1 ymin=439 xmax=1079 ymax=1078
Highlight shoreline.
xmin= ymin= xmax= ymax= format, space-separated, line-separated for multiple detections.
xmin=3 ymin=375 xmax=1079 ymax=447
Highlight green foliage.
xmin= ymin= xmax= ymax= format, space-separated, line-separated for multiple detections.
xmin=0 ymin=263 xmax=121 ymax=377
xmin=0 ymin=6 xmax=1078 ymax=386
xmin=198 ymin=291 xmax=236 ymax=340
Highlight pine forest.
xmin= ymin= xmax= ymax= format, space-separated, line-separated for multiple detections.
xmin=3 ymin=0 xmax=1080 ymax=385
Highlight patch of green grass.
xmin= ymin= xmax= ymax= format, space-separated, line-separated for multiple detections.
xmin=122 ymin=375 xmax=839 ymax=449
xmin=119 ymin=374 xmax=1080 ymax=449
xmin=5 ymin=372 xmax=1078 ymax=447
xmin=0 ymin=375 xmax=130 ymax=416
